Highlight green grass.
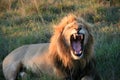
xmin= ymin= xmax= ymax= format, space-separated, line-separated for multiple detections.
xmin=0 ymin=0 xmax=120 ymax=80
xmin=93 ymin=24 xmax=120 ymax=80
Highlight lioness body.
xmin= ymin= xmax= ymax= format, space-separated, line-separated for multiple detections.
xmin=2 ymin=14 xmax=101 ymax=80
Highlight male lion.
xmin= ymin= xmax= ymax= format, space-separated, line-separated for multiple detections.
xmin=2 ymin=14 xmax=101 ymax=80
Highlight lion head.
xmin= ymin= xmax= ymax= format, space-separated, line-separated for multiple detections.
xmin=49 ymin=14 xmax=94 ymax=68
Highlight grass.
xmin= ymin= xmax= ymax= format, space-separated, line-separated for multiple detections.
xmin=0 ymin=0 xmax=120 ymax=80
xmin=93 ymin=24 xmax=120 ymax=80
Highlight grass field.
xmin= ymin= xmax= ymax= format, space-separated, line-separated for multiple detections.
xmin=0 ymin=0 xmax=120 ymax=80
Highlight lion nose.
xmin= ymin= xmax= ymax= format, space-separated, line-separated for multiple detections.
xmin=78 ymin=27 xmax=82 ymax=31
xmin=77 ymin=27 xmax=82 ymax=34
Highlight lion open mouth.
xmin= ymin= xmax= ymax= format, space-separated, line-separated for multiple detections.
xmin=70 ymin=33 xmax=84 ymax=59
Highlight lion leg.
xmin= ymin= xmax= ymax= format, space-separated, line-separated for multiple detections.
xmin=2 ymin=61 xmax=22 ymax=80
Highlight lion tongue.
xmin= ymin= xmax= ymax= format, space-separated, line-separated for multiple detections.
xmin=72 ymin=41 xmax=81 ymax=54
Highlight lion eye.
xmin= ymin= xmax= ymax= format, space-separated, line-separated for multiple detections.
xmin=79 ymin=24 xmax=84 ymax=28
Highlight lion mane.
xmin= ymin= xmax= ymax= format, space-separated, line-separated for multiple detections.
xmin=2 ymin=14 xmax=101 ymax=80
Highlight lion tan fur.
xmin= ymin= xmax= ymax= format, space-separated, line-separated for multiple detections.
xmin=2 ymin=14 xmax=101 ymax=80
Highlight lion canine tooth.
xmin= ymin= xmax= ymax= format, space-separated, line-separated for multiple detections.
xmin=73 ymin=34 xmax=76 ymax=39
xmin=80 ymin=35 xmax=83 ymax=39
xmin=79 ymin=51 xmax=82 ymax=54
xmin=74 ymin=51 xmax=77 ymax=54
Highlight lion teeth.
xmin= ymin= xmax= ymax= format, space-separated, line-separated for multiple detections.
xmin=80 ymin=35 xmax=83 ymax=40
xmin=74 ymin=51 xmax=77 ymax=54
xmin=78 ymin=51 xmax=82 ymax=54
xmin=73 ymin=34 xmax=76 ymax=39
xmin=74 ymin=51 xmax=82 ymax=54
xmin=79 ymin=51 xmax=82 ymax=54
